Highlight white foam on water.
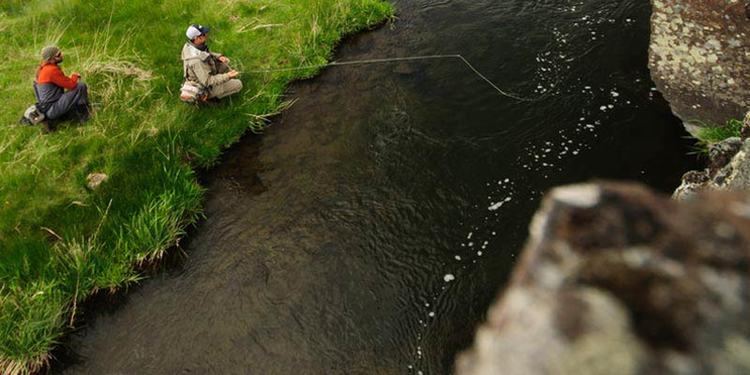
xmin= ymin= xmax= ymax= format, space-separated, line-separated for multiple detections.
xmin=488 ymin=202 xmax=504 ymax=211
xmin=409 ymin=10 xmax=652 ymax=370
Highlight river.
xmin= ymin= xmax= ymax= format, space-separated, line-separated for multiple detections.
xmin=57 ymin=0 xmax=698 ymax=373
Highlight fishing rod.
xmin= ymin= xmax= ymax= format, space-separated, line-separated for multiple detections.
xmin=245 ymin=54 xmax=544 ymax=102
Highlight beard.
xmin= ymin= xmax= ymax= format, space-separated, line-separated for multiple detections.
xmin=55 ymin=56 xmax=64 ymax=64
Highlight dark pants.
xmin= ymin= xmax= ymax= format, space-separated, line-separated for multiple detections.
xmin=46 ymin=83 xmax=89 ymax=120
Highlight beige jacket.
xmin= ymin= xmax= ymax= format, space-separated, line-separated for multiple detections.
xmin=181 ymin=42 xmax=230 ymax=89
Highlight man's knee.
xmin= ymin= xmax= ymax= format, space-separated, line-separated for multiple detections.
xmin=230 ymin=79 xmax=243 ymax=94
xmin=212 ymin=79 xmax=242 ymax=99
xmin=74 ymin=83 xmax=88 ymax=97
xmin=74 ymin=83 xmax=89 ymax=104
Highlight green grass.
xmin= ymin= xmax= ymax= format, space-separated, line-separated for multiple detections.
xmin=696 ymin=118 xmax=743 ymax=144
xmin=0 ymin=0 xmax=393 ymax=373
xmin=692 ymin=118 xmax=743 ymax=155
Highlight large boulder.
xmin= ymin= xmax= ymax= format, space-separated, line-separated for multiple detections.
xmin=649 ymin=0 xmax=750 ymax=134
xmin=457 ymin=183 xmax=750 ymax=374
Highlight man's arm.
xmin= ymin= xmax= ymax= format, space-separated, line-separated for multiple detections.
xmin=49 ymin=68 xmax=79 ymax=90
xmin=38 ymin=66 xmax=79 ymax=90
xmin=210 ymin=52 xmax=230 ymax=64
xmin=191 ymin=60 xmax=231 ymax=88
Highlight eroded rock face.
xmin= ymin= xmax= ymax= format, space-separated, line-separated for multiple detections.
xmin=673 ymin=113 xmax=750 ymax=199
xmin=674 ymin=136 xmax=750 ymax=200
xmin=457 ymin=183 xmax=750 ymax=375
xmin=649 ymin=0 xmax=750 ymax=133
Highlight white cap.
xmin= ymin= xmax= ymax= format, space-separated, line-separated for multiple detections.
xmin=186 ymin=24 xmax=210 ymax=40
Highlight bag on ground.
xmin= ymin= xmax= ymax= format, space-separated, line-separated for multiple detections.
xmin=180 ymin=81 xmax=207 ymax=103
xmin=21 ymin=105 xmax=46 ymax=125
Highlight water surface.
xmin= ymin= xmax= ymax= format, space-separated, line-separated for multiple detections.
xmin=59 ymin=0 xmax=698 ymax=373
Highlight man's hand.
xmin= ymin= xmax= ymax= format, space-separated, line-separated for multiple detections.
xmin=227 ymin=70 xmax=240 ymax=79
xmin=72 ymin=72 xmax=81 ymax=78
xmin=218 ymin=56 xmax=230 ymax=64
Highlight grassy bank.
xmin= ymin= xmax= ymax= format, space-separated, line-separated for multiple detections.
xmin=0 ymin=0 xmax=392 ymax=372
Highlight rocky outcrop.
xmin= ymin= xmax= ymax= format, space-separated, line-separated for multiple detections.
xmin=673 ymin=137 xmax=745 ymax=200
xmin=649 ymin=0 xmax=750 ymax=133
xmin=457 ymin=183 xmax=750 ymax=375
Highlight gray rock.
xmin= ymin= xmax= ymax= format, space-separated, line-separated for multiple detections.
xmin=649 ymin=1 xmax=750 ymax=132
xmin=709 ymin=137 xmax=742 ymax=172
xmin=719 ymin=140 xmax=750 ymax=191
xmin=457 ymin=183 xmax=750 ymax=375
xmin=673 ymin=169 xmax=709 ymax=201
xmin=674 ymin=138 xmax=750 ymax=199
xmin=740 ymin=112 xmax=750 ymax=141
xmin=86 ymin=173 xmax=108 ymax=190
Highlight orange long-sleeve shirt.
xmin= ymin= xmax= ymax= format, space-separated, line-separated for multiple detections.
xmin=36 ymin=63 xmax=79 ymax=90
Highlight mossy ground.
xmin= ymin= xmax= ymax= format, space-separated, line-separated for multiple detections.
xmin=0 ymin=0 xmax=392 ymax=373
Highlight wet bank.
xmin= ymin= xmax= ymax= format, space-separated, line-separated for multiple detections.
xmin=58 ymin=0 xmax=699 ymax=373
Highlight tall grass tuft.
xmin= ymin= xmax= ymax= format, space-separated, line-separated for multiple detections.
xmin=0 ymin=0 xmax=393 ymax=373
xmin=696 ymin=118 xmax=743 ymax=144
xmin=692 ymin=118 xmax=744 ymax=155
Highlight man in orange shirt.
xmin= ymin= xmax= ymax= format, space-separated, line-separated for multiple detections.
xmin=34 ymin=46 xmax=90 ymax=127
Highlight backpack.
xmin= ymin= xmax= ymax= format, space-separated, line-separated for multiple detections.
xmin=20 ymin=105 xmax=46 ymax=125
xmin=179 ymin=81 xmax=208 ymax=103
xmin=21 ymin=83 xmax=48 ymax=125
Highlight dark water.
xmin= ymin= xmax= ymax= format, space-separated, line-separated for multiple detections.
xmin=59 ymin=0 xmax=698 ymax=373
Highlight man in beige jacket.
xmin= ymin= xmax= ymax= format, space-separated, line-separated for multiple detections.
xmin=181 ymin=24 xmax=242 ymax=102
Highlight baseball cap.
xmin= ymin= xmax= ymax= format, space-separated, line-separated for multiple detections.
xmin=186 ymin=24 xmax=210 ymax=40
xmin=41 ymin=45 xmax=61 ymax=61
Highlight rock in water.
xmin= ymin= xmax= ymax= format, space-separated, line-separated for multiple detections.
xmin=457 ymin=182 xmax=750 ymax=375
xmin=649 ymin=0 xmax=750 ymax=133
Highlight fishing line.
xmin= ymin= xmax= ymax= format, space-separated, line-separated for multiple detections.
xmin=245 ymin=54 xmax=544 ymax=102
